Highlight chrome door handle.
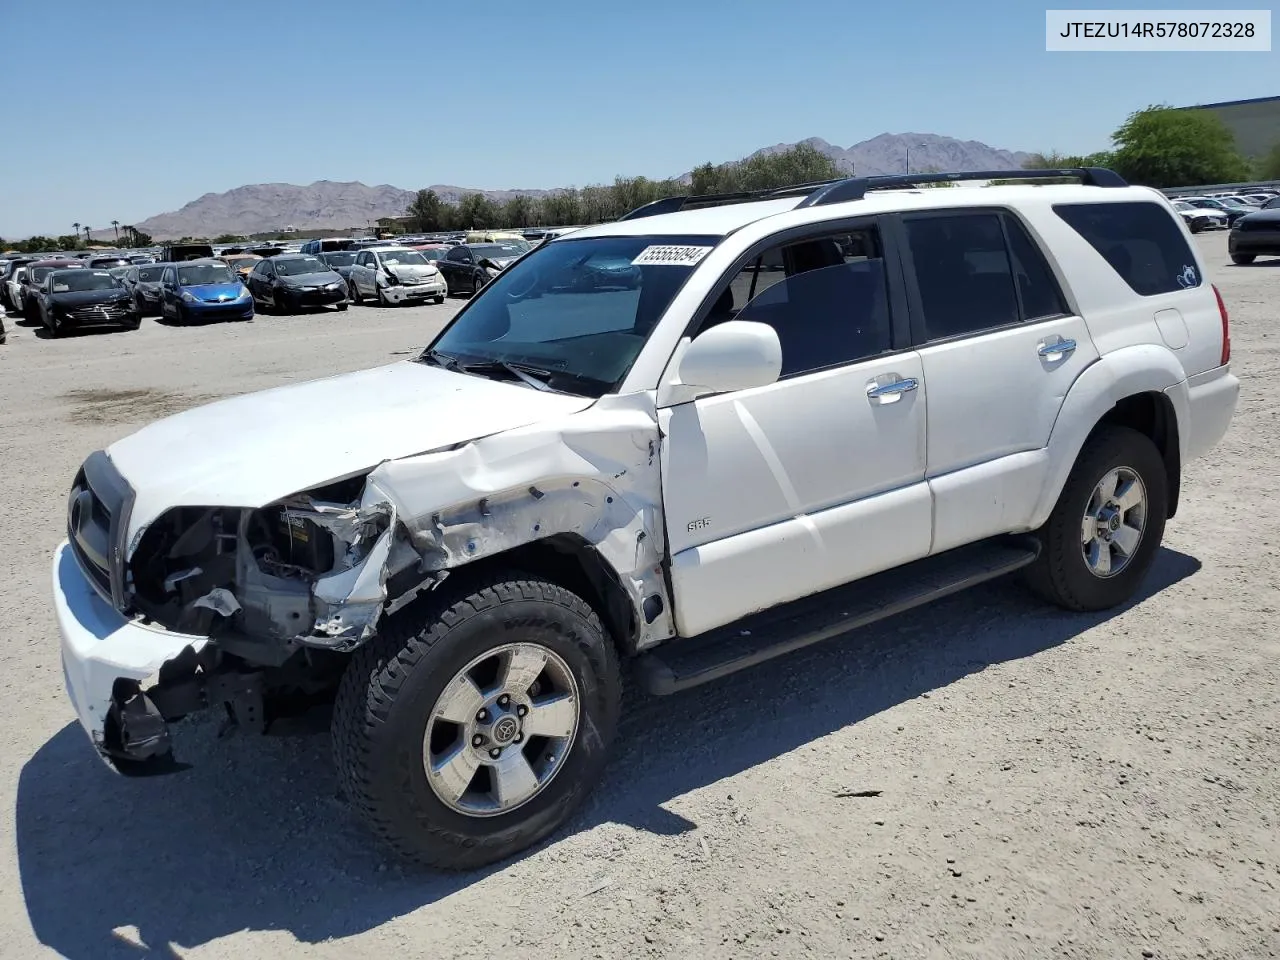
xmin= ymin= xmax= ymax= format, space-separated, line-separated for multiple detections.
xmin=866 ymin=377 xmax=919 ymax=402
xmin=1037 ymin=337 xmax=1077 ymax=359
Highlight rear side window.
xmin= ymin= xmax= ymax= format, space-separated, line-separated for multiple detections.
xmin=1054 ymin=201 xmax=1201 ymax=296
xmin=904 ymin=213 xmax=1019 ymax=341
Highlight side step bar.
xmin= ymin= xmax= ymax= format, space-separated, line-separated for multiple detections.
xmin=636 ymin=536 xmax=1040 ymax=696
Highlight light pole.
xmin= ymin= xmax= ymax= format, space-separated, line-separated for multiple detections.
xmin=904 ymin=140 xmax=928 ymax=174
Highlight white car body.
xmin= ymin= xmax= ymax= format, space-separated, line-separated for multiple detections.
xmin=5 ymin=267 xmax=27 ymax=309
xmin=348 ymin=246 xmax=447 ymax=304
xmin=54 ymin=178 xmax=1239 ymax=774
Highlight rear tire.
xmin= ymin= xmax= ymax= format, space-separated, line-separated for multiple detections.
xmin=472 ymin=274 xmax=485 ymax=296
xmin=433 ymin=294 xmax=445 ymax=305
xmin=1024 ymin=425 xmax=1167 ymax=612
xmin=336 ymin=301 xmax=348 ymax=312
xmin=1230 ymin=253 xmax=1255 ymax=265
xmin=332 ymin=573 xmax=621 ymax=869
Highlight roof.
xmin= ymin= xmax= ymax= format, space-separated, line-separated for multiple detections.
xmin=561 ymin=182 xmax=1164 ymax=241
xmin=1176 ymin=94 xmax=1280 ymax=110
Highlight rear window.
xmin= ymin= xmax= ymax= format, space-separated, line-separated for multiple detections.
xmin=1054 ymin=201 xmax=1201 ymax=296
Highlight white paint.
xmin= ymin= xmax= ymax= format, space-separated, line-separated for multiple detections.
xmin=107 ymin=360 xmax=594 ymax=545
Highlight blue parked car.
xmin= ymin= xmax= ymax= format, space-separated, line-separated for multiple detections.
xmin=158 ymin=259 xmax=254 ymax=324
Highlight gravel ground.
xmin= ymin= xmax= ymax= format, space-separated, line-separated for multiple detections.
xmin=1 ymin=235 xmax=1277 ymax=960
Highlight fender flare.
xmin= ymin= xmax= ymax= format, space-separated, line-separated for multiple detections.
xmin=1029 ymin=344 xmax=1187 ymax=529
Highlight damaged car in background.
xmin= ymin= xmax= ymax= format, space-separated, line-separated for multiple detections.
xmin=53 ymin=170 xmax=1238 ymax=870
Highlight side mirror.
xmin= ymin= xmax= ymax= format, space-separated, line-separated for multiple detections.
xmin=676 ymin=320 xmax=782 ymax=394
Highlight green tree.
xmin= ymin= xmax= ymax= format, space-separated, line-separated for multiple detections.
xmin=456 ymin=192 xmax=498 ymax=229
xmin=501 ymin=194 xmax=537 ymax=228
xmin=212 ymin=233 xmax=246 ymax=244
xmin=1108 ymin=105 xmax=1250 ymax=187
xmin=1256 ymin=141 xmax=1280 ymax=180
xmin=56 ymin=234 xmax=80 ymax=248
xmin=20 ymin=236 xmax=55 ymax=253
xmin=407 ymin=189 xmax=446 ymax=231
xmin=690 ymin=143 xmax=841 ymax=195
xmin=129 ymin=227 xmax=153 ymax=247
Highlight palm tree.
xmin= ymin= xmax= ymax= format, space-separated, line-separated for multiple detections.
xmin=72 ymin=222 xmax=80 ymax=247
xmin=83 ymin=225 xmax=92 ymax=244
xmin=111 ymin=220 xmax=120 ymax=241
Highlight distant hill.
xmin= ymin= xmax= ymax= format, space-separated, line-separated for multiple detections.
xmin=130 ymin=180 xmax=552 ymax=240
xmin=740 ymin=134 xmax=1032 ymax=177
xmin=123 ymin=132 xmax=1030 ymax=239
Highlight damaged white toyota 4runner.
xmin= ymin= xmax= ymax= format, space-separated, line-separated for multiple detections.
xmin=53 ymin=168 xmax=1239 ymax=869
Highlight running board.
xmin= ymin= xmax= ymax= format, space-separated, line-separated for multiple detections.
xmin=636 ymin=536 xmax=1040 ymax=696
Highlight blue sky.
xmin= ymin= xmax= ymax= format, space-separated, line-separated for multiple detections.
xmin=1 ymin=0 xmax=1275 ymax=238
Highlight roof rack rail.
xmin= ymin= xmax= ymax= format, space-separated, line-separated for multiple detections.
xmin=615 ymin=178 xmax=847 ymax=222
xmin=796 ymin=167 xmax=1127 ymax=208
xmin=616 ymin=168 xmax=1127 ymax=221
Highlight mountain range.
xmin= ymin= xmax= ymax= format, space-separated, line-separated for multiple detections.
xmin=123 ymin=132 xmax=1031 ymax=239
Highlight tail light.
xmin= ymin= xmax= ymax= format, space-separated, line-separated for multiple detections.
xmin=1213 ymin=283 xmax=1230 ymax=365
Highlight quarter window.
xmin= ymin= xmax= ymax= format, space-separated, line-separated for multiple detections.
xmin=707 ymin=227 xmax=892 ymax=378
xmin=1002 ymin=215 xmax=1069 ymax=320
xmin=1054 ymin=201 xmax=1201 ymax=296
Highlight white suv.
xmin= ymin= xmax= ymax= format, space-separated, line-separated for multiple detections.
xmin=53 ymin=168 xmax=1239 ymax=868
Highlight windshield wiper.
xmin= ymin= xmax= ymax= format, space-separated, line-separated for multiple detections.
xmin=459 ymin=359 xmax=557 ymax=392
xmin=419 ymin=348 xmax=461 ymax=370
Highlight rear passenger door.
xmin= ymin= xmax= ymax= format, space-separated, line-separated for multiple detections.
xmin=897 ymin=209 xmax=1098 ymax=554
xmin=661 ymin=221 xmax=932 ymax=638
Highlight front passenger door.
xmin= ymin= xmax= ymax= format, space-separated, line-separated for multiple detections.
xmin=660 ymin=223 xmax=932 ymax=638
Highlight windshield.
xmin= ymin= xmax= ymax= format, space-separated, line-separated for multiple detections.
xmin=137 ymin=265 xmax=165 ymax=281
xmin=275 ymin=256 xmax=329 ymax=277
xmin=321 ymin=252 xmax=356 ymax=266
xmin=1173 ymin=201 xmax=1193 ymax=211
xmin=177 ymin=264 xmax=235 ymax=285
xmin=380 ymin=250 xmax=429 ymax=267
xmin=423 ymin=234 xmax=718 ymax=397
xmin=52 ymin=270 xmax=119 ymax=292
xmin=471 ymin=242 xmax=529 ymax=260
xmin=29 ymin=265 xmax=75 ymax=284
xmin=224 ymin=257 xmax=258 ymax=271
xmin=417 ymin=248 xmax=446 ymax=260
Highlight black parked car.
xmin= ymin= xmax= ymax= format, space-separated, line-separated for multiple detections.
xmin=436 ymin=241 xmax=526 ymax=296
xmin=122 ymin=262 xmax=170 ymax=315
xmin=246 ymin=254 xmax=348 ymax=313
xmin=318 ymin=250 xmax=357 ymax=284
xmin=87 ymin=256 xmax=131 ymax=270
xmin=1229 ymin=206 xmax=1280 ymax=264
xmin=36 ymin=268 xmax=140 ymax=336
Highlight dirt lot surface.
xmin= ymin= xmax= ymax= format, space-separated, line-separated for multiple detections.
xmin=1 ymin=236 xmax=1277 ymax=960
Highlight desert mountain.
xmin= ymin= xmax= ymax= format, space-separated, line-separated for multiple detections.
xmin=743 ymin=134 xmax=1032 ymax=177
xmin=127 ymin=132 xmax=1030 ymax=239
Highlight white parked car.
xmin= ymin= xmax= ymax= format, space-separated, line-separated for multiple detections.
xmin=53 ymin=168 xmax=1239 ymax=868
xmin=347 ymin=246 xmax=447 ymax=306
xmin=1172 ymin=199 xmax=1227 ymax=232
xmin=4 ymin=266 xmax=27 ymax=312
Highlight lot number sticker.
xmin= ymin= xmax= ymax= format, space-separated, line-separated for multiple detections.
xmin=631 ymin=245 xmax=714 ymax=266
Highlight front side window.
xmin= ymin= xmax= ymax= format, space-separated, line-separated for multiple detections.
xmin=177 ymin=264 xmax=234 ymax=285
xmin=1054 ymin=201 xmax=1201 ymax=296
xmin=707 ymin=228 xmax=891 ymax=378
xmin=423 ymin=234 xmax=718 ymax=396
xmin=904 ymin=213 xmax=1019 ymax=340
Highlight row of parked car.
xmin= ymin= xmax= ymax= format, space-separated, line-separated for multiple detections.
xmin=1170 ymin=191 xmax=1280 ymax=231
xmin=0 ymin=229 xmax=569 ymax=339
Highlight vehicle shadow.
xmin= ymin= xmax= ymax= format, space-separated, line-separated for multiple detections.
xmin=33 ymin=325 xmax=131 ymax=340
xmin=17 ymin=547 xmax=1200 ymax=957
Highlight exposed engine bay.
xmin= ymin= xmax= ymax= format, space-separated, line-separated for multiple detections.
xmin=129 ymin=475 xmax=392 ymax=647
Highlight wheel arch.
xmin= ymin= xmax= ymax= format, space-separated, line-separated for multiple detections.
xmin=1031 ymin=345 xmax=1186 ymax=528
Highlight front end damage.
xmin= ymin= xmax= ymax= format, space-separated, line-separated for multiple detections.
xmin=55 ymin=394 xmax=674 ymax=770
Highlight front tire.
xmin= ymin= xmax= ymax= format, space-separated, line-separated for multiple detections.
xmin=1024 ymin=425 xmax=1167 ymax=611
xmin=377 ymin=285 xmax=393 ymax=307
xmin=1230 ymin=253 xmax=1255 ymax=265
xmin=332 ymin=574 xmax=621 ymax=869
